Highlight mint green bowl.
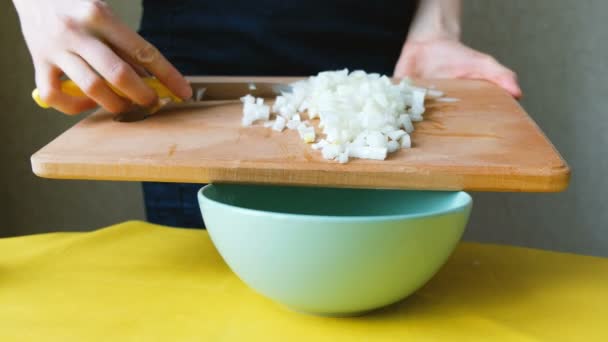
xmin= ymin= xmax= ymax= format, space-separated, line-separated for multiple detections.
xmin=198 ymin=184 xmax=472 ymax=316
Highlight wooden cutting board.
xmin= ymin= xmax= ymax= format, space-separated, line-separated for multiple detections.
xmin=31 ymin=76 xmax=570 ymax=192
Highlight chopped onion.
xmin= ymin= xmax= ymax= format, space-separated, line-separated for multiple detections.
xmin=312 ymin=139 xmax=329 ymax=150
xmin=272 ymin=116 xmax=287 ymax=132
xmin=387 ymin=140 xmax=400 ymax=153
xmin=400 ymin=134 xmax=412 ymax=148
xmin=365 ymin=131 xmax=387 ymax=148
xmin=410 ymin=114 xmax=423 ymax=122
xmin=427 ymin=89 xmax=444 ymax=98
xmin=286 ymin=120 xmax=300 ymax=130
xmin=398 ymin=114 xmax=414 ymax=133
xmin=409 ymin=88 xmax=426 ymax=117
xmin=241 ymin=95 xmax=270 ymax=126
xmin=337 ymin=152 xmax=349 ymax=164
xmin=322 ymin=144 xmax=342 ymax=160
xmin=297 ymin=124 xmax=316 ymax=143
xmin=437 ymin=97 xmax=460 ymax=103
xmin=387 ymin=130 xmax=406 ymax=141
xmin=349 ymin=146 xmax=387 ymax=160
xmin=241 ymin=69 xmax=436 ymax=162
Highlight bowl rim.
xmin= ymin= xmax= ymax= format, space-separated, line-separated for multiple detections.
xmin=198 ymin=184 xmax=473 ymax=222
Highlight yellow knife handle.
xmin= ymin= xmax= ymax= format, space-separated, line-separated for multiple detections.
xmin=32 ymin=77 xmax=182 ymax=109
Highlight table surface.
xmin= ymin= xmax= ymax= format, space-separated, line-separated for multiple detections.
xmin=31 ymin=77 xmax=570 ymax=192
xmin=1 ymin=221 xmax=606 ymax=341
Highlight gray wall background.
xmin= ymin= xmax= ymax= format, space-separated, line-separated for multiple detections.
xmin=1 ymin=1 xmax=606 ymax=256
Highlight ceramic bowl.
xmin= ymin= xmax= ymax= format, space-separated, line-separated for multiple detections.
xmin=199 ymin=184 xmax=472 ymax=316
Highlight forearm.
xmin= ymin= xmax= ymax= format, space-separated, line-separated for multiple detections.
xmin=408 ymin=0 xmax=461 ymax=41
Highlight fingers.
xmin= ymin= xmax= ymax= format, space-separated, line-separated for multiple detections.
xmin=24 ymin=1 xmax=167 ymax=115
xmin=113 ymin=48 xmax=151 ymax=77
xmin=71 ymin=35 xmax=157 ymax=107
xmin=480 ymin=56 xmax=523 ymax=99
xmin=106 ymin=31 xmax=192 ymax=99
xmin=392 ymin=39 xmax=523 ymax=99
xmin=35 ymin=62 xmax=97 ymax=115
xmin=393 ymin=44 xmax=419 ymax=79
xmin=393 ymin=56 xmax=417 ymax=79
xmin=493 ymin=72 xmax=522 ymax=99
xmin=73 ymin=1 xmax=192 ymax=100
xmin=55 ymin=52 xmax=131 ymax=114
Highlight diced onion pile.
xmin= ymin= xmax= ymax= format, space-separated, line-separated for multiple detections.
xmin=241 ymin=69 xmax=448 ymax=163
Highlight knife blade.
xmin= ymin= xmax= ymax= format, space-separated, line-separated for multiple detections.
xmin=114 ymin=80 xmax=292 ymax=122
xmin=190 ymin=81 xmax=292 ymax=101
xmin=114 ymin=81 xmax=292 ymax=122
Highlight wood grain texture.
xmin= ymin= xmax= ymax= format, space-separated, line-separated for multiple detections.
xmin=31 ymin=77 xmax=570 ymax=192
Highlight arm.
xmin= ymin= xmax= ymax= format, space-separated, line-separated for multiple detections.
xmin=12 ymin=0 xmax=192 ymax=115
xmin=394 ymin=0 xmax=522 ymax=98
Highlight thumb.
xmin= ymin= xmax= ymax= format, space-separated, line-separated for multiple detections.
xmin=393 ymin=52 xmax=417 ymax=79
xmin=481 ymin=57 xmax=523 ymax=99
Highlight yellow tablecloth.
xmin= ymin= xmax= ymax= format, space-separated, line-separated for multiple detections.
xmin=1 ymin=221 xmax=606 ymax=341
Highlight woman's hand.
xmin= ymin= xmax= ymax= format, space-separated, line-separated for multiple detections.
xmin=395 ymin=0 xmax=522 ymax=98
xmin=13 ymin=0 xmax=192 ymax=114
xmin=394 ymin=38 xmax=522 ymax=98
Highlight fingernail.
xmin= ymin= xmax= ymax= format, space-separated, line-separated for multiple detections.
xmin=178 ymin=81 xmax=193 ymax=100
xmin=182 ymin=87 xmax=193 ymax=100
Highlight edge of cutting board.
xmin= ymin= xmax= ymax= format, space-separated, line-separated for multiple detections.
xmin=31 ymin=153 xmax=570 ymax=192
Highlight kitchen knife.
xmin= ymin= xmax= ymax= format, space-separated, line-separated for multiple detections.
xmin=32 ymin=77 xmax=291 ymax=122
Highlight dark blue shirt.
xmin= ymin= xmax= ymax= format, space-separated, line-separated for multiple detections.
xmin=139 ymin=0 xmax=419 ymax=227
xmin=141 ymin=0 xmax=418 ymax=75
